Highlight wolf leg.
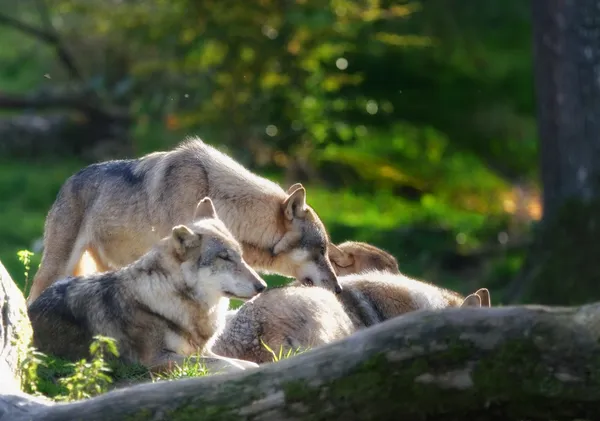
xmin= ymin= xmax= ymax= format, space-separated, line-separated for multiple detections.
xmin=28 ymin=197 xmax=86 ymax=304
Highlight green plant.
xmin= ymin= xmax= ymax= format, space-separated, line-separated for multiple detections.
xmin=260 ymin=339 xmax=308 ymax=362
xmin=19 ymin=346 xmax=48 ymax=396
xmin=55 ymin=335 xmax=120 ymax=401
xmin=17 ymin=249 xmax=34 ymax=295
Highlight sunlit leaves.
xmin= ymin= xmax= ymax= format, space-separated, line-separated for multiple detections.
xmin=40 ymin=0 xmax=424 ymax=155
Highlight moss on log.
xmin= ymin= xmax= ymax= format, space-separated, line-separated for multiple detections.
xmin=3 ymin=258 xmax=600 ymax=420
xmin=4 ymin=303 xmax=599 ymax=421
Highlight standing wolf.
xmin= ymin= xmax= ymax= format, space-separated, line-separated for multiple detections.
xmin=28 ymin=137 xmax=343 ymax=303
xmin=28 ymin=198 xmax=266 ymax=371
xmin=214 ymin=270 xmax=491 ymax=364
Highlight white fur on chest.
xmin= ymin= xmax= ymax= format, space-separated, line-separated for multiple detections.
xmin=162 ymin=298 xmax=229 ymax=356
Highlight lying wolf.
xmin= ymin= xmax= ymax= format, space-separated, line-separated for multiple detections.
xmin=214 ymin=270 xmax=491 ymax=364
xmin=330 ymin=241 xmax=399 ymax=275
xmin=28 ymin=198 xmax=267 ymax=372
xmin=28 ymin=137 xmax=344 ymax=303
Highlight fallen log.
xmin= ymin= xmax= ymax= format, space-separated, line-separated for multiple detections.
xmin=2 ymin=259 xmax=600 ymax=420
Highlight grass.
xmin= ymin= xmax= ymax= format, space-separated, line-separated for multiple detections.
xmin=260 ymin=339 xmax=308 ymax=362
xmin=23 ymin=337 xmax=305 ymax=402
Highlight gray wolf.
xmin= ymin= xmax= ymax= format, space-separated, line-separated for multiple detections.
xmin=28 ymin=197 xmax=267 ymax=372
xmin=213 ymin=270 xmax=491 ymax=363
xmin=28 ymin=137 xmax=342 ymax=303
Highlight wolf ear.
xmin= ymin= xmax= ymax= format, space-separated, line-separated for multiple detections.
xmin=282 ymin=186 xmax=307 ymax=221
xmin=460 ymin=293 xmax=482 ymax=308
xmin=328 ymin=243 xmax=354 ymax=268
xmin=194 ymin=197 xmax=218 ymax=220
xmin=171 ymin=225 xmax=201 ymax=257
xmin=286 ymin=183 xmax=304 ymax=194
xmin=474 ymin=288 xmax=491 ymax=307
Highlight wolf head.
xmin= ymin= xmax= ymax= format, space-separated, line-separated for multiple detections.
xmin=272 ymin=183 xmax=342 ymax=294
xmin=327 ymin=241 xmax=400 ymax=276
xmin=170 ymin=197 xmax=267 ymax=301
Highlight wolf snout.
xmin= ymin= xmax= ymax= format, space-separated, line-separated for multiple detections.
xmin=250 ymin=271 xmax=268 ymax=294
xmin=334 ymin=283 xmax=343 ymax=294
xmin=254 ymin=281 xmax=267 ymax=293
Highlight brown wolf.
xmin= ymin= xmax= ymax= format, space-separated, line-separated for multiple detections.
xmin=213 ymin=270 xmax=491 ymax=363
xmin=329 ymin=241 xmax=399 ymax=275
xmin=28 ymin=138 xmax=342 ymax=303
xmin=28 ymin=198 xmax=267 ymax=372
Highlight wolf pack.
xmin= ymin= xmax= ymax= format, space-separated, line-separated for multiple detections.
xmin=26 ymin=137 xmax=492 ymax=375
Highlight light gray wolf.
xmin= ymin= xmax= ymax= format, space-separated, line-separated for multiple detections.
xmin=213 ymin=270 xmax=491 ymax=363
xmin=28 ymin=198 xmax=267 ymax=372
xmin=28 ymin=137 xmax=343 ymax=303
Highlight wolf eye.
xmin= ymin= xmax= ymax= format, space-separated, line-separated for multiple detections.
xmin=218 ymin=252 xmax=230 ymax=261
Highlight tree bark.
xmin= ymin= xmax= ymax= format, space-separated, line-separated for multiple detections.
xmin=0 ymin=260 xmax=52 ymax=421
xmin=507 ymin=0 xmax=600 ymax=304
xmin=0 ymin=260 xmax=34 ymax=393
xmin=4 ymin=300 xmax=600 ymax=420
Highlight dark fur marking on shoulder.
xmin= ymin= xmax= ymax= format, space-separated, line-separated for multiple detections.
xmin=70 ymin=159 xmax=144 ymax=197
xmin=102 ymin=159 xmax=145 ymax=186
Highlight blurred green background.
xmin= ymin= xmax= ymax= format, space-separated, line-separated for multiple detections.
xmin=0 ymin=0 xmax=539 ymax=302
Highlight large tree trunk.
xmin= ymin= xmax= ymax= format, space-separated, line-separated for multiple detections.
xmin=507 ymin=0 xmax=600 ymax=305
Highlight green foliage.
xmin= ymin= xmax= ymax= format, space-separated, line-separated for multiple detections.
xmin=0 ymin=0 xmax=539 ymax=309
xmin=21 ymin=336 xmax=121 ymax=401
xmin=54 ymin=335 xmax=119 ymax=402
xmin=19 ymin=346 xmax=48 ymax=396
xmin=17 ymin=249 xmax=34 ymax=296
xmin=0 ymin=159 xmax=85 ymax=280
